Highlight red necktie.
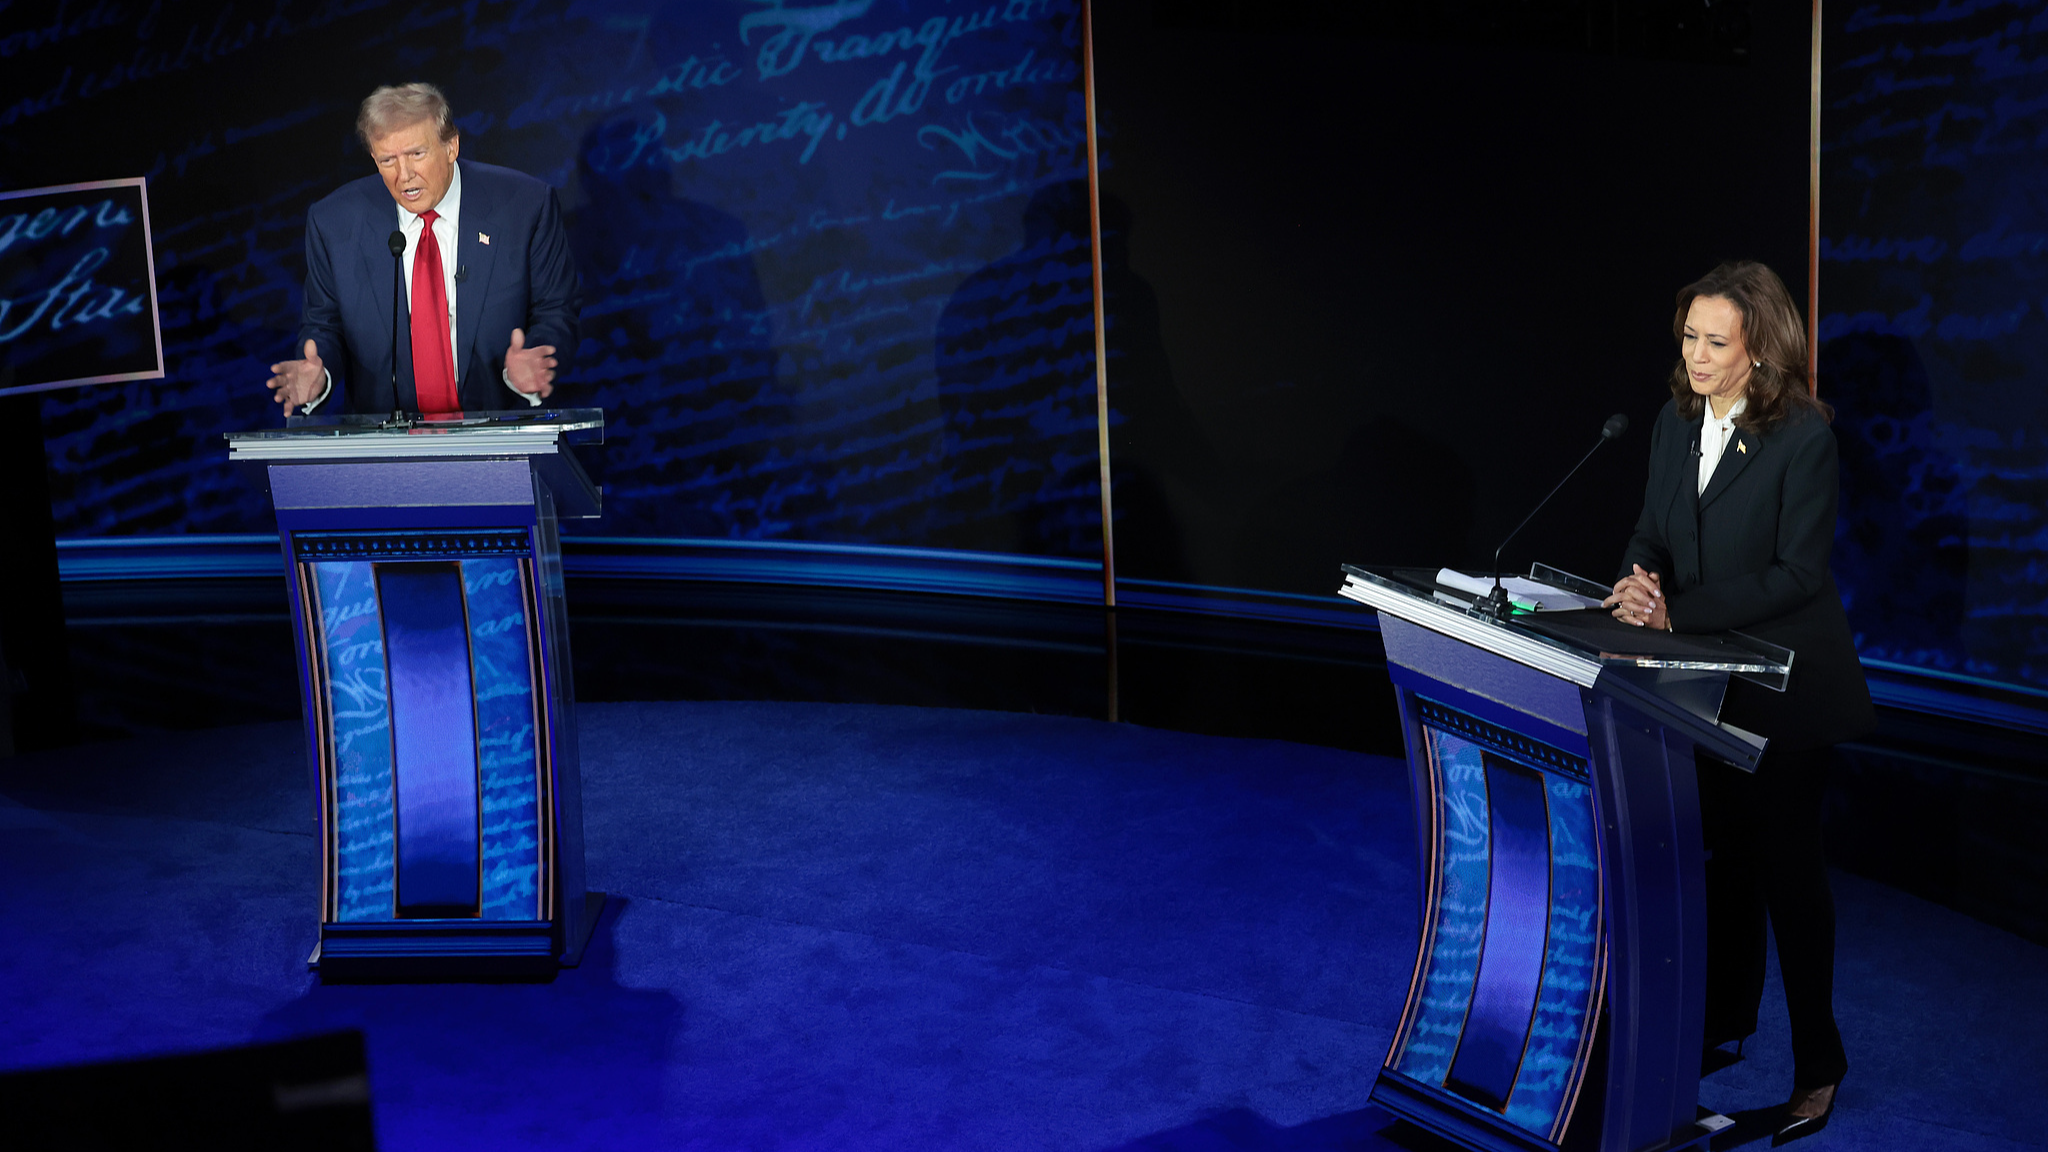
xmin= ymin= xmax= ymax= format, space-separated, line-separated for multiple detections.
xmin=408 ymin=209 xmax=459 ymax=413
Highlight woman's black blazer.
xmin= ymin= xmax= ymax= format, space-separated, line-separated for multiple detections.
xmin=1620 ymin=398 xmax=1876 ymax=751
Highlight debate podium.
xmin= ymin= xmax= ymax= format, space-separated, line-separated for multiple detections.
xmin=227 ymin=411 xmax=605 ymax=979
xmin=1338 ymin=566 xmax=1791 ymax=1152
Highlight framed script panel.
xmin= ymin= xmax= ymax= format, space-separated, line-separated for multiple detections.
xmin=0 ymin=177 xmax=164 ymax=396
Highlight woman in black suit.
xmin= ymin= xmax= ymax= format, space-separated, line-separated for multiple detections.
xmin=1602 ymin=261 xmax=1874 ymax=1146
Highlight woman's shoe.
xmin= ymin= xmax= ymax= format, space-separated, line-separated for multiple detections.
xmin=1771 ymin=1081 xmax=1839 ymax=1146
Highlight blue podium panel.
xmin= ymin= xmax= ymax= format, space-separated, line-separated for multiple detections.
xmin=311 ymin=561 xmax=397 ymax=923
xmin=1383 ymin=701 xmax=1605 ymax=1151
xmin=300 ymin=533 xmax=552 ymax=932
xmin=464 ymin=558 xmax=545 ymax=922
xmin=378 ymin=562 xmax=483 ymax=917
xmin=1447 ymin=756 xmax=1553 ymax=1110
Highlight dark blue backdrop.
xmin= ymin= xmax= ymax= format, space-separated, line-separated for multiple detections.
xmin=1821 ymin=0 xmax=2048 ymax=691
xmin=4 ymin=0 xmax=1099 ymax=553
xmin=5 ymin=0 xmax=2046 ymax=695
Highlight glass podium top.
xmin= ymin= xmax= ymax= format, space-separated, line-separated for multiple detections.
xmin=229 ymin=408 xmax=603 ymax=440
xmin=1340 ymin=563 xmax=1792 ymax=690
xmin=226 ymin=408 xmax=603 ymax=461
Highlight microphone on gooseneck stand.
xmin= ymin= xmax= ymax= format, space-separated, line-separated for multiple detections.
xmin=388 ymin=229 xmax=407 ymax=423
xmin=1475 ymin=413 xmax=1630 ymax=619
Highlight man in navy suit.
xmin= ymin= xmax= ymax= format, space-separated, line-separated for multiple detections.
xmin=266 ymin=83 xmax=580 ymax=415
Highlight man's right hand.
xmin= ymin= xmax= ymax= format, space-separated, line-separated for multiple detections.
xmin=268 ymin=339 xmax=326 ymax=416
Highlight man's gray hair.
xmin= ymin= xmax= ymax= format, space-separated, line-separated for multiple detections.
xmin=357 ymin=83 xmax=458 ymax=150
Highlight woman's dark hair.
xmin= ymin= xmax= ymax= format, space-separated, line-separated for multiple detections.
xmin=1668 ymin=260 xmax=1831 ymax=430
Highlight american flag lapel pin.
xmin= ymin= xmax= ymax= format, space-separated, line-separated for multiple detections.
xmin=479 ymin=232 xmax=491 ymax=245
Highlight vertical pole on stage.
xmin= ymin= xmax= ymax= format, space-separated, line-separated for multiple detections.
xmin=1081 ymin=0 xmax=1120 ymax=722
xmin=1103 ymin=610 xmax=1119 ymax=724
xmin=1809 ymin=0 xmax=1823 ymax=393
xmin=1081 ymin=0 xmax=1115 ymax=610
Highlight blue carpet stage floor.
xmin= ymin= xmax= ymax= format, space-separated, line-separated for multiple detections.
xmin=2 ymin=701 xmax=2044 ymax=1151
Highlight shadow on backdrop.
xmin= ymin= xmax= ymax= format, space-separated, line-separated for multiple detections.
xmin=1819 ymin=333 xmax=1967 ymax=665
xmin=567 ymin=117 xmax=787 ymax=538
xmin=1232 ymin=415 xmax=1479 ymax=595
xmin=931 ymin=180 xmax=1107 ymax=558
xmin=1099 ymin=184 xmax=1224 ymax=586
xmin=930 ymin=179 xmax=1223 ymax=578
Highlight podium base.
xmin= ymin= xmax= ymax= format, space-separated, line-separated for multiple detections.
xmin=1370 ymin=1072 xmax=1726 ymax=1152
xmin=311 ymin=891 xmax=608 ymax=982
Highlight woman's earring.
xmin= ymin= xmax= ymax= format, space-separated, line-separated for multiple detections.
xmin=1753 ymin=361 xmax=1762 ymax=368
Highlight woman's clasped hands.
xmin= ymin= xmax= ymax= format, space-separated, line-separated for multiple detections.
xmin=1604 ymin=563 xmax=1669 ymax=630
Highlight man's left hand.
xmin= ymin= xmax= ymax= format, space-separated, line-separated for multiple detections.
xmin=505 ymin=328 xmax=556 ymax=399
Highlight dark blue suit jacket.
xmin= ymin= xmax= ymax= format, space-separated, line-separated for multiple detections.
xmin=1620 ymin=399 xmax=1875 ymax=750
xmin=295 ymin=160 xmax=581 ymax=413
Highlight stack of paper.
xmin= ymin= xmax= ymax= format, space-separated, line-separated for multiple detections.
xmin=1434 ymin=569 xmax=1606 ymax=612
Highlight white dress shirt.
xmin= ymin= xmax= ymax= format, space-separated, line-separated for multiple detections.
xmin=302 ymin=161 xmax=538 ymax=412
xmin=1698 ymin=395 xmax=1747 ymax=495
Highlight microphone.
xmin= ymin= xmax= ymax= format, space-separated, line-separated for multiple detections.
xmin=1475 ymin=413 xmax=1630 ymax=619
xmin=454 ymin=265 xmax=468 ymax=284
xmin=388 ymin=230 xmax=407 ymax=421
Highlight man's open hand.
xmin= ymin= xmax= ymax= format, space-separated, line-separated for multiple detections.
xmin=504 ymin=328 xmax=556 ymax=399
xmin=267 ymin=339 xmax=326 ymax=417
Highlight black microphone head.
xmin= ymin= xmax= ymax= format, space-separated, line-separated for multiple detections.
xmin=387 ymin=230 xmax=406 ymax=257
xmin=1601 ymin=413 xmax=1629 ymax=440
